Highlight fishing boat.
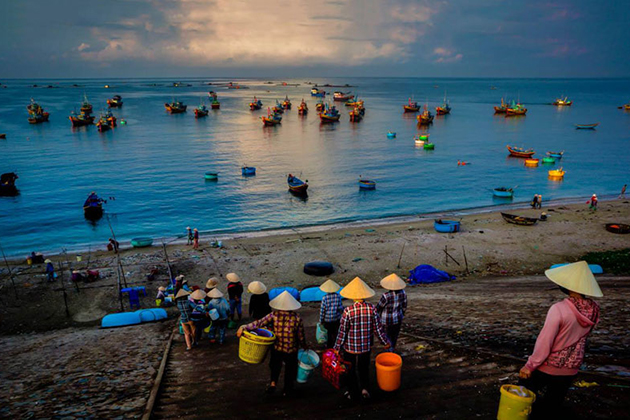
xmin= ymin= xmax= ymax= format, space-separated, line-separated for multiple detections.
xmin=548 ymin=168 xmax=565 ymax=178
xmin=83 ymin=192 xmax=104 ymax=220
xmin=249 ymin=97 xmax=263 ymax=110
xmin=0 ymin=172 xmax=18 ymax=197
xmin=505 ymin=101 xmax=527 ymax=116
xmin=333 ymin=91 xmax=354 ymax=102
xmin=107 ymin=95 xmax=123 ymax=108
xmin=194 ymin=104 xmax=209 ymax=118
xmin=345 ymin=97 xmax=362 ymax=107
xmin=297 ymin=99 xmax=308 ymax=115
xmin=105 ymin=110 xmax=117 ymax=127
xmin=493 ymin=187 xmax=514 ymax=198
xmin=575 ymin=123 xmax=598 ymax=129
xmin=242 ymin=166 xmax=256 ymax=176
xmin=272 ymin=101 xmax=284 ymax=114
xmin=27 ymin=99 xmax=50 ymax=124
xmin=414 ymin=133 xmax=429 ymax=146
xmin=282 ymin=96 xmax=292 ymax=110
xmin=208 ymin=91 xmax=220 ymax=109
xmin=403 ymin=98 xmax=420 ymax=113
xmin=434 ymin=219 xmax=461 ymax=233
xmin=287 ymin=174 xmax=308 ymax=194
xmin=96 ymin=114 xmax=111 ymax=132
xmin=553 ymin=97 xmax=572 ymax=106
xmin=80 ymin=95 xmax=93 ymax=114
xmin=261 ymin=108 xmax=282 ymax=126
xmin=358 ymin=179 xmax=376 ymax=190
xmin=227 ymin=82 xmax=248 ymax=90
xmin=501 ymin=212 xmax=538 ymax=226
xmin=319 ymin=104 xmax=340 ymax=123
xmin=494 ymin=98 xmax=508 ymax=114
xmin=165 ymin=100 xmax=187 ymax=114
xmin=0 ymin=134 xmax=6 ymax=139
xmin=131 ymin=237 xmax=153 ymax=248
xmin=69 ymin=111 xmax=95 ymax=127
xmin=387 ymin=132 xmax=396 ymax=139
xmin=204 ymin=172 xmax=218 ymax=180
xmin=507 ymin=145 xmax=535 ymax=158
xmin=417 ymin=105 xmax=434 ymax=125
xmin=542 ymin=157 xmax=556 ymax=164
xmin=315 ymin=101 xmax=325 ymax=112
xmin=524 ymin=158 xmax=539 ymax=167
xmin=349 ymin=107 xmax=363 ymax=122
xmin=311 ymin=88 xmax=326 ymax=97
xmin=423 ymin=142 xmax=435 ymax=150
xmin=435 ymin=94 xmax=451 ymax=115
xmin=546 ymin=151 xmax=564 ymax=159
xmin=624 ymin=104 xmax=630 ymax=111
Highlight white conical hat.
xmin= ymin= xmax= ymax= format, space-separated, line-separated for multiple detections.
xmin=380 ymin=273 xmax=407 ymax=290
xmin=175 ymin=288 xmax=190 ymax=299
xmin=227 ymin=273 xmax=240 ymax=283
xmin=191 ymin=289 xmax=207 ymax=300
xmin=207 ymin=288 xmax=224 ymax=298
xmin=206 ymin=278 xmax=218 ymax=289
xmin=269 ymin=291 xmax=301 ymax=311
xmin=340 ymin=277 xmax=375 ymax=300
xmin=247 ymin=281 xmax=267 ymax=295
xmin=544 ymin=261 xmax=603 ymax=297
xmin=320 ymin=279 xmax=341 ymax=293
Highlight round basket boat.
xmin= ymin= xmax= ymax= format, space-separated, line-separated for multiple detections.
xmin=131 ymin=237 xmax=153 ymax=248
xmin=204 ymin=172 xmax=218 ymax=180
xmin=542 ymin=157 xmax=555 ymax=164
xmin=524 ymin=159 xmax=539 ymax=167
xmin=605 ymin=223 xmax=630 ymax=234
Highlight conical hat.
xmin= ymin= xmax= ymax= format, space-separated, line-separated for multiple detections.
xmin=319 ymin=279 xmax=341 ymax=293
xmin=227 ymin=273 xmax=240 ymax=283
xmin=340 ymin=277 xmax=375 ymax=300
xmin=544 ymin=261 xmax=603 ymax=297
xmin=175 ymin=288 xmax=190 ymax=299
xmin=247 ymin=281 xmax=267 ymax=295
xmin=380 ymin=273 xmax=406 ymax=291
xmin=158 ymin=286 xmax=166 ymax=291
xmin=206 ymin=278 xmax=218 ymax=289
xmin=269 ymin=291 xmax=301 ymax=311
xmin=191 ymin=289 xmax=207 ymax=300
xmin=207 ymin=288 xmax=224 ymax=298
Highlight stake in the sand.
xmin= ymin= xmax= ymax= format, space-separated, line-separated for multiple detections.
xmin=56 ymin=261 xmax=71 ymax=317
xmin=462 ymin=245 xmax=469 ymax=275
xmin=162 ymin=241 xmax=173 ymax=281
xmin=443 ymin=245 xmax=461 ymax=267
xmin=397 ymin=241 xmax=406 ymax=269
xmin=106 ymin=215 xmax=128 ymax=288
xmin=0 ymin=240 xmax=19 ymax=299
xmin=106 ymin=215 xmax=126 ymax=311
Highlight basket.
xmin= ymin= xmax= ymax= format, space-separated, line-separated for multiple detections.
xmin=239 ymin=328 xmax=275 ymax=364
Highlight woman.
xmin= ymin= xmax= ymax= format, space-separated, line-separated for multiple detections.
xmin=45 ymin=259 xmax=55 ymax=282
xmin=237 ymin=291 xmax=306 ymax=396
xmin=376 ymin=273 xmax=408 ymax=348
xmin=207 ymin=288 xmax=230 ymax=344
xmin=519 ymin=261 xmax=602 ymax=418
xmin=175 ymin=288 xmax=196 ymax=350
xmin=318 ymin=279 xmax=344 ymax=348
xmin=227 ymin=273 xmax=244 ymax=321
xmin=334 ymin=277 xmax=391 ymax=400
xmin=190 ymin=289 xmax=209 ymax=345
xmin=193 ymin=228 xmax=199 ymax=249
xmin=248 ymin=281 xmax=271 ymax=320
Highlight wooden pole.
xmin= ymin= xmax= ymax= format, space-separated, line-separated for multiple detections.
xmin=397 ymin=241 xmax=406 ymax=269
xmin=107 ymin=216 xmax=127 ymax=288
xmin=56 ymin=261 xmax=70 ymax=317
xmin=162 ymin=242 xmax=173 ymax=281
xmin=0 ymin=241 xmax=18 ymax=299
xmin=444 ymin=245 xmax=448 ymax=266
xmin=462 ymin=246 xmax=469 ymax=275
xmin=116 ymin=264 xmax=124 ymax=312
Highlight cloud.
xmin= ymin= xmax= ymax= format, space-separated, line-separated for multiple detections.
xmin=76 ymin=43 xmax=90 ymax=52
xmin=433 ymin=47 xmax=463 ymax=63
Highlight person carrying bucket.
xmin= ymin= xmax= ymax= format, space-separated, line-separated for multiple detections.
xmin=207 ymin=288 xmax=230 ymax=344
xmin=175 ymin=288 xmax=196 ymax=351
xmin=319 ymin=279 xmax=344 ymax=348
xmin=190 ymin=289 xmax=210 ymax=345
xmin=519 ymin=261 xmax=602 ymax=418
xmin=248 ymin=281 xmax=271 ymax=320
xmin=237 ymin=291 xmax=307 ymax=396
xmin=333 ymin=277 xmax=391 ymax=401
xmin=376 ymin=274 xmax=408 ymax=348
xmin=204 ymin=277 xmax=219 ymax=298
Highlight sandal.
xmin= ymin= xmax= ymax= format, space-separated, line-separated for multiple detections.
xmin=361 ymin=389 xmax=371 ymax=400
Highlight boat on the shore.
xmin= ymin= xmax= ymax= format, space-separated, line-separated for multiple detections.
xmin=311 ymin=87 xmax=326 ymax=97
xmin=242 ymin=166 xmax=256 ymax=176
xmin=434 ymin=219 xmax=461 ymax=233
xmin=165 ymin=100 xmax=187 ymax=114
xmin=83 ymin=192 xmax=104 ymax=220
xmin=194 ymin=103 xmax=209 ymax=118
xmin=358 ymin=179 xmax=376 ymax=190
xmin=505 ymin=101 xmax=527 ymax=116
xmin=606 ymin=223 xmax=630 ymax=234
xmin=501 ymin=212 xmax=538 ymax=226
xmin=494 ymin=98 xmax=508 ymax=114
xmin=553 ymin=97 xmax=572 ymax=106
xmin=417 ymin=105 xmax=434 ymax=125
xmin=288 ymin=174 xmax=308 ymax=195
xmin=546 ymin=151 xmax=564 ymax=159
xmin=208 ymin=91 xmax=220 ymax=109
xmin=524 ymin=158 xmax=539 ymax=167
xmin=282 ymin=96 xmax=292 ymax=110
xmin=250 ymin=97 xmax=263 ymax=111
xmin=0 ymin=172 xmax=19 ymax=197
xmin=27 ymin=99 xmax=50 ymax=124
xmin=575 ymin=123 xmax=598 ymax=129
xmin=403 ymin=98 xmax=420 ymax=113
xmin=131 ymin=237 xmax=154 ymax=248
xmin=107 ymin=95 xmax=123 ymax=108
xmin=69 ymin=111 xmax=95 ymax=127
xmin=297 ymin=99 xmax=308 ymax=115
xmin=507 ymin=145 xmax=535 ymax=158
xmin=333 ymin=91 xmax=354 ymax=102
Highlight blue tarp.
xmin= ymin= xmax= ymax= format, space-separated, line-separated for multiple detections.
xmin=408 ymin=264 xmax=456 ymax=285
xmin=550 ymin=264 xmax=603 ymax=274
xmin=269 ymin=287 xmax=300 ymax=301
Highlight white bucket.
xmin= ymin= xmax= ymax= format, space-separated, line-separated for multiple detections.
xmin=208 ymin=308 xmax=219 ymax=321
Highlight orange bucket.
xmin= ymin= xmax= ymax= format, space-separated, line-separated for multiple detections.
xmin=375 ymin=352 xmax=402 ymax=391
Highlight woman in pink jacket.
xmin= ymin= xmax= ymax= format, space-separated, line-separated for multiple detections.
xmin=519 ymin=261 xmax=602 ymax=418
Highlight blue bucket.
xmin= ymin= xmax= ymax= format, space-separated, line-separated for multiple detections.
xmin=296 ymin=349 xmax=320 ymax=383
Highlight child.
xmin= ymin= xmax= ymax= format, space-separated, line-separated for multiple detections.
xmin=207 ymin=288 xmax=231 ymax=344
xmin=587 ymin=194 xmax=598 ymax=211
xmin=227 ymin=273 xmax=244 ymax=320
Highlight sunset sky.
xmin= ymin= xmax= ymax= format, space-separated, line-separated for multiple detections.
xmin=1 ymin=0 xmax=628 ymax=78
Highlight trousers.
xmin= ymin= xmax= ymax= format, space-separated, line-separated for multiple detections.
xmin=343 ymin=350 xmax=371 ymax=398
xmin=386 ymin=323 xmax=402 ymax=348
xmin=269 ymin=349 xmax=298 ymax=393
xmin=323 ymin=320 xmax=340 ymax=349
xmin=521 ymin=370 xmax=575 ymax=420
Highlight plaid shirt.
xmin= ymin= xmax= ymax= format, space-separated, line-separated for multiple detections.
xmin=334 ymin=301 xmax=390 ymax=354
xmin=245 ymin=311 xmax=306 ymax=353
xmin=320 ymin=293 xmax=344 ymax=323
xmin=176 ymin=298 xmax=194 ymax=322
xmin=376 ymin=290 xmax=408 ymax=326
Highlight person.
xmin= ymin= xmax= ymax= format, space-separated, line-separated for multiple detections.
xmin=519 ymin=261 xmax=602 ymax=419
xmin=376 ymin=273 xmax=408 ymax=348
xmin=318 ymin=279 xmax=344 ymax=349
xmin=248 ymin=281 xmax=271 ymax=320
xmin=586 ymin=194 xmax=598 ymax=211
xmin=108 ymin=238 xmax=119 ymax=252
xmin=193 ymin=228 xmax=199 ymax=249
xmin=204 ymin=277 xmax=218 ymax=293
xmin=156 ymin=286 xmax=166 ymax=305
xmin=619 ymin=184 xmax=627 ymax=199
xmin=45 ymin=259 xmax=55 ymax=282
xmin=237 ymin=291 xmax=307 ymax=396
xmin=227 ymin=273 xmax=244 ymax=321
xmin=190 ymin=289 xmax=210 ymax=345
xmin=186 ymin=227 xmax=193 ymax=245
xmin=531 ymin=194 xmax=539 ymax=209
xmin=175 ymin=288 xmax=196 ymax=350
xmin=334 ymin=277 xmax=391 ymax=400
xmin=207 ymin=288 xmax=231 ymax=344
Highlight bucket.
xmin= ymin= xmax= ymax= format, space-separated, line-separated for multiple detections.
xmin=497 ymin=385 xmax=536 ymax=420
xmin=238 ymin=328 xmax=275 ymax=364
xmin=26 ymin=256 xmax=32 ymax=265
xmin=76 ymin=255 xmax=82 ymax=262
xmin=297 ymin=349 xmax=320 ymax=383
xmin=204 ymin=322 xmax=212 ymax=334
xmin=208 ymin=308 xmax=219 ymax=321
xmin=375 ymin=352 xmax=403 ymax=391
xmin=155 ymin=299 xmax=162 ymax=307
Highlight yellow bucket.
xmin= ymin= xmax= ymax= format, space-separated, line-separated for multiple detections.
xmin=238 ymin=329 xmax=275 ymax=364
xmin=497 ymin=384 xmax=536 ymax=420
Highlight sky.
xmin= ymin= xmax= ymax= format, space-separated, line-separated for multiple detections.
xmin=1 ymin=0 xmax=629 ymax=79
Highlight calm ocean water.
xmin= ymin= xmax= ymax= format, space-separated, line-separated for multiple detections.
xmin=1 ymin=78 xmax=629 ymax=257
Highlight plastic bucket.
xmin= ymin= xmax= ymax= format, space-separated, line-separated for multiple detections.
xmin=375 ymin=352 xmax=403 ymax=391
xmin=208 ymin=308 xmax=219 ymax=321
xmin=239 ymin=329 xmax=275 ymax=364
xmin=297 ymin=350 xmax=320 ymax=383
xmin=497 ymin=385 xmax=536 ymax=420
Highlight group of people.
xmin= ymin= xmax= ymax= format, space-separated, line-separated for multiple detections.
xmin=531 ymin=193 xmax=543 ymax=209
xmin=185 ymin=226 xmax=200 ymax=249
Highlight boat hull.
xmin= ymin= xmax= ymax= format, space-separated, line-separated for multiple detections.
xmin=131 ymin=237 xmax=153 ymax=248
xmin=194 ymin=109 xmax=209 ymax=118
xmin=358 ymin=180 xmax=376 ymax=190
xmin=507 ymin=146 xmax=535 ymax=158
xmin=501 ymin=212 xmax=538 ymax=226
xmin=403 ymin=105 xmax=420 ymax=113
xmin=319 ymin=114 xmax=340 ymax=123
xmin=575 ymin=123 xmax=598 ymax=129
xmin=434 ymin=220 xmax=461 ymax=233
xmin=84 ymin=205 xmax=103 ymax=220
xmin=69 ymin=115 xmax=95 ymax=127
xmin=493 ymin=188 xmax=514 ymax=198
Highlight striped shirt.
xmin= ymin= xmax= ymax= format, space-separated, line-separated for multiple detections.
xmin=334 ymin=301 xmax=390 ymax=354
xmin=319 ymin=293 xmax=344 ymax=323
xmin=245 ymin=311 xmax=306 ymax=353
xmin=376 ymin=290 xmax=408 ymax=326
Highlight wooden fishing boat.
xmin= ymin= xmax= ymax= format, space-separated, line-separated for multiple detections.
xmin=548 ymin=168 xmax=565 ymax=178
xmin=315 ymin=101 xmax=325 ymax=112
xmin=194 ymin=105 xmax=209 ymax=118
xmin=546 ymin=151 xmax=564 ymax=159
xmin=606 ymin=223 xmax=630 ymax=234
xmin=434 ymin=219 xmax=461 ymax=233
xmin=165 ymin=100 xmax=187 ymax=114
xmin=575 ymin=123 xmax=598 ymax=129
xmin=211 ymin=100 xmax=220 ymax=109
xmin=494 ymin=98 xmax=508 ymax=113
xmin=282 ymin=96 xmax=292 ymax=109
xmin=83 ymin=192 xmax=104 ymax=220
xmin=288 ymin=174 xmax=308 ymax=194
xmin=624 ymin=104 xmax=630 ymax=111
xmin=96 ymin=115 xmax=111 ymax=132
xmin=249 ymin=97 xmax=263 ymax=110
xmin=524 ymin=158 xmax=539 ymax=167
xmin=131 ymin=237 xmax=153 ymax=248
xmin=28 ymin=113 xmax=50 ymax=124
xmin=242 ymin=166 xmax=256 ymax=176
xmin=69 ymin=112 xmax=95 ymax=127
xmin=349 ymin=108 xmax=363 ymax=122
xmin=297 ymin=100 xmax=308 ymax=115
xmin=204 ymin=172 xmax=218 ymax=180
xmin=107 ymin=95 xmax=123 ymax=108
xmin=27 ymin=99 xmax=50 ymax=124
xmin=105 ymin=110 xmax=117 ymax=127
xmin=505 ymin=100 xmax=527 ymax=116
xmin=417 ymin=105 xmax=434 ymax=125
xmin=261 ymin=113 xmax=282 ymax=126
xmin=80 ymin=95 xmax=93 ymax=114
xmin=423 ymin=142 xmax=435 ymax=150
xmin=319 ymin=104 xmax=340 ymax=123
xmin=493 ymin=187 xmax=514 ymax=198
xmin=436 ymin=94 xmax=451 ymax=115
xmin=272 ymin=102 xmax=284 ymax=114
xmin=0 ymin=134 xmax=6 ymax=139
xmin=542 ymin=157 xmax=556 ymax=164
xmin=358 ymin=179 xmax=376 ymax=190
xmin=507 ymin=145 xmax=535 ymax=158
xmin=387 ymin=132 xmax=396 ymax=139
xmin=501 ymin=212 xmax=538 ymax=226
xmin=311 ymin=88 xmax=326 ymax=97
xmin=553 ymin=97 xmax=572 ymax=106
xmin=0 ymin=172 xmax=18 ymax=197
xmin=403 ymin=99 xmax=420 ymax=113
xmin=333 ymin=91 xmax=354 ymax=102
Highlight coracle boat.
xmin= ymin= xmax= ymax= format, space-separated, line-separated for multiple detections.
xmin=107 ymin=95 xmax=123 ymax=108
xmin=507 ymin=145 xmax=535 ymax=158
xmin=333 ymin=91 xmax=354 ymax=102
xmin=358 ymin=179 xmax=376 ymax=190
xmin=83 ymin=192 xmax=104 ymax=220
xmin=548 ymin=168 xmax=565 ymax=178
xmin=311 ymin=88 xmax=326 ymax=97
xmin=349 ymin=107 xmax=363 ymax=122
xmin=494 ymin=98 xmax=508 ymax=114
xmin=423 ymin=142 xmax=435 ymax=150
xmin=80 ymin=95 xmax=93 ymax=114
xmin=606 ymin=223 xmax=630 ymax=234
xmin=387 ymin=132 xmax=396 ymax=139
xmin=434 ymin=219 xmax=461 ymax=233
xmin=546 ymin=151 xmax=564 ymax=159
xmin=524 ymin=158 xmax=539 ymax=167
xmin=250 ymin=97 xmax=263 ymax=110
xmin=417 ymin=105 xmax=434 ymax=125
xmin=505 ymin=101 xmax=527 ymax=116
xmin=297 ymin=99 xmax=308 ymax=115
xmin=542 ymin=157 xmax=556 ymax=164
xmin=282 ymin=96 xmax=292 ymax=110
xmin=501 ymin=212 xmax=538 ymax=226
xmin=204 ymin=172 xmax=218 ymax=180
xmin=553 ymin=97 xmax=572 ymax=106
xmin=493 ymin=187 xmax=514 ymax=198
xmin=261 ymin=109 xmax=282 ymax=126
xmin=414 ymin=133 xmax=429 ymax=146
xmin=131 ymin=237 xmax=153 ymax=248
xmin=165 ymin=100 xmax=187 ymax=114
xmin=194 ymin=104 xmax=209 ymax=118
xmin=208 ymin=91 xmax=220 ymax=109
xmin=403 ymin=98 xmax=420 ymax=113
xmin=575 ymin=123 xmax=598 ymax=129
xmin=27 ymin=99 xmax=50 ymax=124
xmin=69 ymin=111 xmax=95 ymax=127
xmin=242 ymin=166 xmax=256 ymax=176
xmin=0 ymin=172 xmax=19 ymax=197
xmin=319 ymin=104 xmax=340 ymax=123
xmin=435 ymin=94 xmax=451 ymax=115
xmin=288 ymin=174 xmax=308 ymax=195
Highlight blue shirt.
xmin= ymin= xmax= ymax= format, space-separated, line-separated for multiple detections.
xmin=208 ymin=297 xmax=230 ymax=320
xmin=176 ymin=298 xmax=195 ymax=322
xmin=320 ymin=293 xmax=344 ymax=323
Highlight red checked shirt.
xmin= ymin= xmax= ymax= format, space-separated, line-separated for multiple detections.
xmin=334 ymin=301 xmax=390 ymax=354
xmin=376 ymin=290 xmax=408 ymax=326
xmin=245 ymin=310 xmax=306 ymax=353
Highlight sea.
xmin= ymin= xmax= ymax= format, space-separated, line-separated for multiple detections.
xmin=1 ymin=78 xmax=629 ymax=257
